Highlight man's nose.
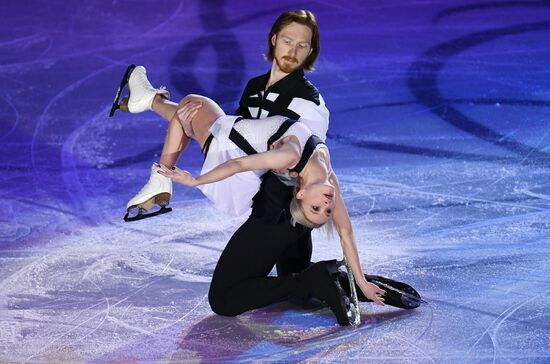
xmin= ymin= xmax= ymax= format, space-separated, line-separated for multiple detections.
xmin=288 ymin=45 xmax=297 ymax=56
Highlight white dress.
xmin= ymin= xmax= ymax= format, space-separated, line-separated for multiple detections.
xmin=198 ymin=115 xmax=313 ymax=216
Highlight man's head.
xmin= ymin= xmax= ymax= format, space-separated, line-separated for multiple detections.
xmin=267 ymin=10 xmax=320 ymax=73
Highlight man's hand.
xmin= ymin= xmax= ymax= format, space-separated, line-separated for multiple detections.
xmin=176 ymin=101 xmax=202 ymax=137
xmin=158 ymin=164 xmax=198 ymax=187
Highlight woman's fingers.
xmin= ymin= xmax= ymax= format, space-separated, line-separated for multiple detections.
xmin=157 ymin=164 xmax=175 ymax=178
xmin=157 ymin=164 xmax=195 ymax=185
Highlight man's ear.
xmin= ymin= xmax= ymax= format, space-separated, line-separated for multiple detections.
xmin=271 ymin=34 xmax=277 ymax=47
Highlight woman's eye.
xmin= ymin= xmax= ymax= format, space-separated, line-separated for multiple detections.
xmin=326 ymin=209 xmax=332 ymax=215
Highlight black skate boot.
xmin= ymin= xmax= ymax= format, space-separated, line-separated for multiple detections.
xmin=298 ymin=260 xmax=353 ymax=326
xmin=337 ymin=272 xmax=424 ymax=309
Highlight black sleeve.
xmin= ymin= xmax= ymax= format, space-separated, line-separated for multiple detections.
xmin=235 ymin=79 xmax=253 ymax=117
xmin=235 ymin=94 xmax=249 ymax=117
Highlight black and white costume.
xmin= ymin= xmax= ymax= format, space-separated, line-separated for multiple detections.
xmin=200 ymin=69 xmax=330 ymax=216
xmin=235 ymin=69 xmax=329 ymax=140
xmin=208 ymin=70 xmax=330 ymax=316
xmin=199 ymin=115 xmax=315 ymax=216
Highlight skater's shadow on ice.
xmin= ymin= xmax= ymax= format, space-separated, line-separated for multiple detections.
xmin=361 ymin=308 xmax=419 ymax=326
xmin=175 ymin=302 xmax=417 ymax=361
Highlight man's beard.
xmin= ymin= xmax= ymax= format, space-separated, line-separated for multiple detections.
xmin=276 ymin=56 xmax=301 ymax=73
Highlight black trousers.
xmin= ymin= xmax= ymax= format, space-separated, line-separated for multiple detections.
xmin=208 ymin=217 xmax=312 ymax=316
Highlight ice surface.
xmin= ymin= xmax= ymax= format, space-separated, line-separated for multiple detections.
xmin=0 ymin=0 xmax=549 ymax=362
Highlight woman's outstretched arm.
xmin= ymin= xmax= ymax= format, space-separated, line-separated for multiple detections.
xmin=158 ymin=138 xmax=300 ymax=187
xmin=329 ymin=171 xmax=386 ymax=305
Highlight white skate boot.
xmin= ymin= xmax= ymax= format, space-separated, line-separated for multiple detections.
xmin=124 ymin=163 xmax=173 ymax=222
xmin=109 ymin=64 xmax=170 ymax=117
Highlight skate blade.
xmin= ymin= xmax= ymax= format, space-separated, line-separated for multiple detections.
xmin=109 ymin=64 xmax=136 ymax=117
xmin=124 ymin=193 xmax=172 ymax=222
xmin=124 ymin=205 xmax=172 ymax=222
xmin=336 ymin=258 xmax=361 ymax=328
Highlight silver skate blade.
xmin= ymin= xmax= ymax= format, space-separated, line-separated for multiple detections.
xmin=109 ymin=64 xmax=136 ymax=117
xmin=337 ymin=257 xmax=361 ymax=327
xmin=123 ymin=205 xmax=172 ymax=222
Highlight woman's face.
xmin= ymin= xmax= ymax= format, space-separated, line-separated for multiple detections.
xmin=297 ymin=182 xmax=336 ymax=225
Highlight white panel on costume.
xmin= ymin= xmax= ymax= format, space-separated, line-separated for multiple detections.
xmin=260 ymin=109 xmax=269 ymax=118
xmin=288 ymin=94 xmax=330 ymax=141
xmin=248 ymin=107 xmax=259 ymax=117
xmin=266 ymin=92 xmax=279 ymax=102
xmin=199 ymin=115 xmax=266 ymax=217
xmin=248 ymin=94 xmax=259 ymax=98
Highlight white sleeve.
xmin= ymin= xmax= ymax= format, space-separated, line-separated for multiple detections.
xmin=284 ymin=122 xmax=313 ymax=154
xmin=287 ymin=93 xmax=330 ymax=141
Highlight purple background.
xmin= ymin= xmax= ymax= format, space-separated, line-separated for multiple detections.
xmin=1 ymin=1 xmax=549 ymax=362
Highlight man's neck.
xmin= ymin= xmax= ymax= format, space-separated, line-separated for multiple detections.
xmin=266 ymin=61 xmax=293 ymax=90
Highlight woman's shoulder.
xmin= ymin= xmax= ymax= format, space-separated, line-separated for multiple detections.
xmin=314 ymin=144 xmax=331 ymax=168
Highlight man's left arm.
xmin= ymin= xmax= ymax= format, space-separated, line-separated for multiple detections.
xmin=288 ymin=90 xmax=330 ymax=141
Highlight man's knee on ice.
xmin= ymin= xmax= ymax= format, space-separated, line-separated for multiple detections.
xmin=208 ymin=288 xmax=239 ymax=317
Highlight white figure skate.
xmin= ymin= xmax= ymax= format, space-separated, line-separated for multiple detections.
xmin=109 ymin=64 xmax=170 ymax=117
xmin=124 ymin=163 xmax=173 ymax=222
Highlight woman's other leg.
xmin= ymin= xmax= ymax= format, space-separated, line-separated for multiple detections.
xmin=151 ymin=94 xmax=179 ymax=121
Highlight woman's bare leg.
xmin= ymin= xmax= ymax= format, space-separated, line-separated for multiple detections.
xmin=186 ymin=95 xmax=226 ymax=147
xmin=151 ymin=95 xmax=179 ymax=121
xmin=158 ymin=94 xmax=225 ymax=168
xmin=158 ymin=114 xmax=190 ymax=168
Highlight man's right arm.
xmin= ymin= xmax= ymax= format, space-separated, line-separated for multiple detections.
xmin=235 ymin=78 xmax=255 ymax=118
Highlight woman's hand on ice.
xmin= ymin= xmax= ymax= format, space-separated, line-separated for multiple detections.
xmin=158 ymin=164 xmax=198 ymax=187
xmin=360 ymin=282 xmax=386 ymax=306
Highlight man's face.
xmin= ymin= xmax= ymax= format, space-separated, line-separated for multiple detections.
xmin=271 ymin=22 xmax=313 ymax=73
